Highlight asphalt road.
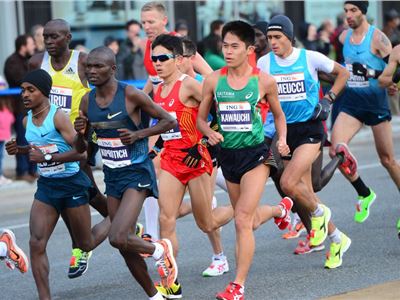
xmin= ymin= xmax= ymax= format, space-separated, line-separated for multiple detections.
xmin=0 ymin=129 xmax=399 ymax=300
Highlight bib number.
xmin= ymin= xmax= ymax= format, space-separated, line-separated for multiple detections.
xmin=97 ymin=138 xmax=132 ymax=168
xmin=219 ymin=102 xmax=252 ymax=132
xmin=49 ymin=86 xmax=73 ymax=115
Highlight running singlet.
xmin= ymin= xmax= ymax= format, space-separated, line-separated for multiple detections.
xmin=144 ymin=32 xmax=177 ymax=85
xmin=87 ymin=82 xmax=148 ymax=169
xmin=269 ymin=48 xmax=319 ymax=123
xmin=153 ymin=74 xmax=202 ymax=150
xmin=342 ymin=25 xmax=388 ymax=110
xmin=25 ymin=104 xmax=79 ymax=178
xmin=214 ymin=66 xmax=264 ymax=149
xmin=41 ymin=50 xmax=90 ymax=123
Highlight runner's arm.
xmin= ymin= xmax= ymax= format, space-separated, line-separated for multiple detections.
xmin=327 ymin=62 xmax=349 ymax=99
xmin=73 ymin=93 xmax=90 ymax=153
xmin=373 ymin=29 xmax=392 ymax=60
xmin=193 ymin=52 xmax=213 ymax=76
xmin=379 ymin=45 xmax=400 ymax=87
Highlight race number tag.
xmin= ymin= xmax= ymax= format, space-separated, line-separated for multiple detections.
xmin=274 ymin=72 xmax=307 ymax=102
xmin=49 ymin=86 xmax=73 ymax=115
xmin=346 ymin=64 xmax=369 ymax=88
xmin=161 ymin=112 xmax=182 ymax=141
xmin=219 ymin=102 xmax=252 ymax=132
xmin=37 ymin=144 xmax=65 ymax=175
xmin=97 ymin=137 xmax=132 ymax=168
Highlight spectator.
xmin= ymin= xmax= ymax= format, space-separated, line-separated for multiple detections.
xmin=31 ymin=24 xmax=45 ymax=53
xmin=331 ymin=13 xmax=347 ymax=64
xmin=118 ymin=19 xmax=147 ymax=80
xmin=175 ymin=20 xmax=189 ymax=37
xmin=3 ymin=34 xmax=36 ymax=182
xmin=383 ymin=9 xmax=400 ymax=47
xmin=299 ymin=22 xmax=330 ymax=55
xmin=0 ymin=95 xmax=14 ymax=186
xmin=104 ymin=35 xmax=119 ymax=55
xmin=198 ymin=19 xmax=224 ymax=56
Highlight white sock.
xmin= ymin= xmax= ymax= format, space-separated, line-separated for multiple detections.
xmin=0 ymin=242 xmax=7 ymax=257
xmin=329 ymin=228 xmax=342 ymax=244
xmin=292 ymin=213 xmax=301 ymax=226
xmin=216 ymin=168 xmax=228 ymax=192
xmin=152 ymin=242 xmax=164 ymax=260
xmin=312 ymin=204 xmax=324 ymax=217
xmin=149 ymin=292 xmax=164 ymax=300
xmin=144 ymin=196 xmax=159 ymax=240
xmin=213 ymin=252 xmax=225 ymax=261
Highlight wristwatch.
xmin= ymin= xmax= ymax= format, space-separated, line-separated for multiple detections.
xmin=327 ymin=91 xmax=337 ymax=102
xmin=367 ymin=68 xmax=376 ymax=79
xmin=44 ymin=153 xmax=53 ymax=162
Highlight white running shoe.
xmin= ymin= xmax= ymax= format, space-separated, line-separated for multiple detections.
xmin=202 ymin=256 xmax=229 ymax=277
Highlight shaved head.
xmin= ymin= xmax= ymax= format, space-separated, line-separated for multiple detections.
xmin=88 ymin=46 xmax=116 ymax=66
xmin=44 ymin=19 xmax=70 ymax=34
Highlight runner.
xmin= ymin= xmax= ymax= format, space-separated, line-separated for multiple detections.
xmin=331 ymin=1 xmax=399 ymax=224
xmin=259 ymin=14 xmax=351 ymax=268
xmin=28 ymin=18 xmax=109 ymax=278
xmin=5 ymin=69 xmax=110 ymax=299
xmin=198 ymin=21 xmax=293 ymax=299
xmin=74 ymin=46 xmax=177 ymax=299
xmin=148 ymin=34 xmax=234 ymax=298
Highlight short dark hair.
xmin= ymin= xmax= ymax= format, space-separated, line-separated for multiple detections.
xmin=222 ymin=20 xmax=255 ymax=47
xmin=210 ymin=20 xmax=224 ymax=33
xmin=15 ymin=34 xmax=32 ymax=52
xmin=126 ymin=19 xmax=142 ymax=30
xmin=104 ymin=36 xmax=118 ymax=47
xmin=181 ymin=37 xmax=197 ymax=56
xmin=152 ymin=34 xmax=183 ymax=56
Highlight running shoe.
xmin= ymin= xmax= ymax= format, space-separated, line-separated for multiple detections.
xmin=140 ymin=233 xmax=154 ymax=258
xmin=282 ymin=222 xmax=306 ymax=239
xmin=0 ymin=229 xmax=29 ymax=273
xmin=216 ymin=282 xmax=244 ymax=300
xmin=155 ymin=280 xmax=182 ymax=299
xmin=397 ymin=218 xmax=400 ymax=239
xmin=155 ymin=239 xmax=178 ymax=288
xmin=274 ymin=197 xmax=293 ymax=230
xmin=202 ymin=256 xmax=229 ymax=277
xmin=310 ymin=205 xmax=331 ymax=246
xmin=135 ymin=222 xmax=144 ymax=238
xmin=336 ymin=143 xmax=358 ymax=177
xmin=294 ymin=234 xmax=325 ymax=255
xmin=325 ymin=233 xmax=352 ymax=269
xmin=68 ymin=248 xmax=92 ymax=279
xmin=354 ymin=189 xmax=376 ymax=223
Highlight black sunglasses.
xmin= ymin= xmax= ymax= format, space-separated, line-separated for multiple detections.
xmin=151 ymin=53 xmax=175 ymax=62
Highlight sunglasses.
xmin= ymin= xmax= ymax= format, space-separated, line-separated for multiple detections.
xmin=151 ymin=53 xmax=175 ymax=62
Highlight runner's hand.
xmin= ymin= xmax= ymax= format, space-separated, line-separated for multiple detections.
xmin=74 ymin=110 xmax=88 ymax=135
xmin=276 ymin=138 xmax=290 ymax=157
xmin=207 ymin=131 xmax=224 ymax=146
xmin=181 ymin=143 xmax=204 ymax=168
xmin=352 ymin=62 xmax=367 ymax=77
xmin=29 ymin=145 xmax=45 ymax=163
xmin=118 ymin=128 xmax=139 ymax=145
xmin=311 ymin=98 xmax=331 ymax=121
xmin=5 ymin=139 xmax=18 ymax=155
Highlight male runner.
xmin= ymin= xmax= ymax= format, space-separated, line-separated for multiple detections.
xmin=28 ymin=18 xmax=108 ymax=277
xmin=198 ymin=21 xmax=292 ymax=299
xmin=331 ymin=1 xmax=400 ymax=224
xmin=260 ymin=15 xmax=351 ymax=268
xmin=74 ymin=47 xmax=178 ymax=299
xmin=5 ymin=69 xmax=110 ymax=299
xmin=151 ymin=34 xmax=234 ymax=298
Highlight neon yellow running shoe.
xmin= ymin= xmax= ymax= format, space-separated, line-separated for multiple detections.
xmin=135 ymin=222 xmax=144 ymax=237
xmin=324 ymin=233 xmax=351 ymax=269
xmin=155 ymin=280 xmax=182 ymax=299
xmin=354 ymin=189 xmax=376 ymax=223
xmin=68 ymin=248 xmax=93 ymax=279
xmin=310 ymin=205 xmax=331 ymax=247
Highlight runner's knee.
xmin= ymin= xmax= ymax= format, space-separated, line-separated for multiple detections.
xmin=29 ymin=235 xmax=47 ymax=254
xmin=234 ymin=209 xmax=253 ymax=231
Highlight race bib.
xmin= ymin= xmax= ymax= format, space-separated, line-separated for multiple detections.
xmin=274 ymin=72 xmax=307 ymax=102
xmin=97 ymin=137 xmax=132 ymax=168
xmin=161 ymin=112 xmax=182 ymax=141
xmin=219 ymin=102 xmax=252 ymax=132
xmin=49 ymin=86 xmax=73 ymax=115
xmin=37 ymin=144 xmax=65 ymax=175
xmin=346 ymin=64 xmax=369 ymax=88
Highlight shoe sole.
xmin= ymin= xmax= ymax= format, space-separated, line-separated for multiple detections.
xmin=294 ymin=244 xmax=325 ymax=255
xmin=310 ymin=206 xmax=331 ymax=246
xmin=202 ymin=267 xmax=229 ymax=277
xmin=283 ymin=228 xmax=306 ymax=239
xmin=162 ymin=239 xmax=178 ymax=287
xmin=336 ymin=143 xmax=358 ymax=177
xmin=1 ymin=229 xmax=29 ymax=273
xmin=355 ymin=193 xmax=376 ymax=223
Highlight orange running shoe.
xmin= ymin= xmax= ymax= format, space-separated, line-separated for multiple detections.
xmin=155 ymin=239 xmax=178 ymax=288
xmin=0 ymin=229 xmax=29 ymax=273
xmin=282 ymin=222 xmax=306 ymax=239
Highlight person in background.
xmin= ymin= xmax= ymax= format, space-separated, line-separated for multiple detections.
xmin=118 ymin=19 xmax=147 ymax=80
xmin=0 ymin=95 xmax=14 ymax=186
xmin=175 ymin=20 xmax=189 ymax=37
xmin=3 ymin=34 xmax=37 ymax=182
xmin=299 ymin=22 xmax=330 ymax=56
xmin=383 ymin=9 xmax=400 ymax=47
xmin=198 ymin=19 xmax=224 ymax=56
xmin=204 ymin=34 xmax=226 ymax=70
xmin=31 ymin=24 xmax=45 ymax=53
xmin=104 ymin=36 xmax=124 ymax=80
